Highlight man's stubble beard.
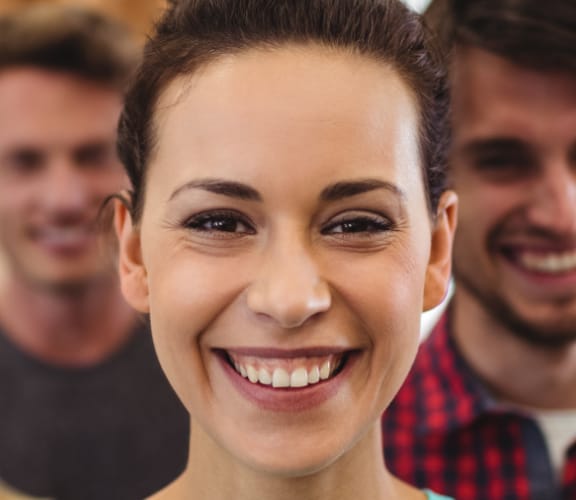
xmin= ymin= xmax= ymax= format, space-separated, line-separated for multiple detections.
xmin=4 ymin=228 xmax=119 ymax=298
xmin=453 ymin=263 xmax=576 ymax=350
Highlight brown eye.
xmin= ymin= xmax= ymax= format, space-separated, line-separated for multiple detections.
xmin=3 ymin=148 xmax=44 ymax=175
xmin=323 ymin=214 xmax=393 ymax=235
xmin=185 ymin=210 xmax=255 ymax=234
xmin=74 ymin=143 xmax=114 ymax=168
xmin=462 ymin=139 xmax=537 ymax=181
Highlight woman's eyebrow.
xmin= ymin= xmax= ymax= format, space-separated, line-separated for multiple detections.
xmin=169 ymin=178 xmax=262 ymax=201
xmin=320 ymin=179 xmax=406 ymax=202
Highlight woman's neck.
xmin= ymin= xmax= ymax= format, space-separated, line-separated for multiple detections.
xmin=152 ymin=423 xmax=424 ymax=500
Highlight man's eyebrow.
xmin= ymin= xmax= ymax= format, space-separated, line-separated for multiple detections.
xmin=169 ymin=178 xmax=262 ymax=201
xmin=73 ymin=139 xmax=114 ymax=152
xmin=320 ymin=179 xmax=405 ymax=202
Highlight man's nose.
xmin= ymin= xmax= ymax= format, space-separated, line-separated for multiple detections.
xmin=528 ymin=162 xmax=576 ymax=236
xmin=42 ymin=159 xmax=91 ymax=213
xmin=245 ymin=238 xmax=332 ymax=329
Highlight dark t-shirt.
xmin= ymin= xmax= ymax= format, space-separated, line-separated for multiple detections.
xmin=0 ymin=322 xmax=189 ymax=500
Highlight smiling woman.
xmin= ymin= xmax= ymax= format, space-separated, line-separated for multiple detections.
xmin=113 ymin=1 xmax=457 ymax=499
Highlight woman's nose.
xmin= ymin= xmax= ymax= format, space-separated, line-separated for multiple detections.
xmin=245 ymin=242 xmax=332 ymax=329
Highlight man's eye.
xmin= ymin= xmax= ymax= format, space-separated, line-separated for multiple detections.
xmin=475 ymin=156 xmax=523 ymax=169
xmin=323 ymin=215 xmax=393 ymax=235
xmin=184 ymin=211 xmax=255 ymax=234
xmin=472 ymin=153 xmax=536 ymax=180
xmin=75 ymin=144 xmax=114 ymax=168
xmin=3 ymin=150 xmax=43 ymax=174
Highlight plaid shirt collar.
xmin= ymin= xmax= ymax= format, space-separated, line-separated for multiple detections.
xmin=414 ymin=309 xmax=507 ymax=435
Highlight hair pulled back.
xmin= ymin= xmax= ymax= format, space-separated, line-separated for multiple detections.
xmin=118 ymin=0 xmax=449 ymax=221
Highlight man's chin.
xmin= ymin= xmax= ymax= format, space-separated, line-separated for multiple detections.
xmin=19 ymin=268 xmax=116 ymax=296
xmin=39 ymin=279 xmax=96 ymax=296
xmin=455 ymin=270 xmax=576 ymax=350
xmin=495 ymin=312 xmax=576 ymax=349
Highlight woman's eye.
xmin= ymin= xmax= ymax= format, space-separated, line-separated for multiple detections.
xmin=184 ymin=211 xmax=255 ymax=235
xmin=323 ymin=214 xmax=393 ymax=235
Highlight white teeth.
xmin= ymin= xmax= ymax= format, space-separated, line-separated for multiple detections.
xmin=40 ymin=227 xmax=90 ymax=244
xmin=290 ymin=368 xmax=309 ymax=388
xmin=246 ymin=365 xmax=259 ymax=383
xmin=272 ymin=368 xmax=290 ymax=388
xmin=258 ymin=368 xmax=272 ymax=385
xmin=230 ymin=354 xmax=343 ymax=389
xmin=521 ymin=251 xmax=576 ymax=273
xmin=320 ymin=360 xmax=331 ymax=380
xmin=308 ymin=366 xmax=320 ymax=384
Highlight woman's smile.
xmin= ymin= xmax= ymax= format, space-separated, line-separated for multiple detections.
xmin=224 ymin=348 xmax=349 ymax=386
xmin=214 ymin=347 xmax=361 ymax=412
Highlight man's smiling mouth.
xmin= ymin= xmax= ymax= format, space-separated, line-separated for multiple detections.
xmin=32 ymin=224 xmax=95 ymax=252
xmin=518 ymin=250 xmax=576 ymax=274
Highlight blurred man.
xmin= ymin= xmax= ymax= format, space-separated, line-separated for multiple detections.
xmin=383 ymin=1 xmax=576 ymax=499
xmin=0 ymin=6 xmax=188 ymax=499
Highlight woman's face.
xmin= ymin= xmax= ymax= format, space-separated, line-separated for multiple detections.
xmin=117 ymin=46 xmax=455 ymax=476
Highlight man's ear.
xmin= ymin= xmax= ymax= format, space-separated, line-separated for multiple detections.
xmin=423 ymin=190 xmax=458 ymax=311
xmin=114 ymin=194 xmax=150 ymax=313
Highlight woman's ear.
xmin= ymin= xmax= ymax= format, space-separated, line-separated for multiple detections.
xmin=114 ymin=194 xmax=150 ymax=313
xmin=423 ymin=190 xmax=458 ymax=311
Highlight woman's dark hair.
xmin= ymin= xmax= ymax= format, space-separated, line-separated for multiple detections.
xmin=118 ymin=0 xmax=449 ymax=221
xmin=424 ymin=0 xmax=576 ymax=73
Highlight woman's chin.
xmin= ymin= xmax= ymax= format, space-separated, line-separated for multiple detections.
xmin=237 ymin=445 xmax=344 ymax=479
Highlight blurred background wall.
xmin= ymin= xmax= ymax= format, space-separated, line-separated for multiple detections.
xmin=0 ymin=0 xmax=168 ymax=40
xmin=0 ymin=0 xmax=432 ymax=39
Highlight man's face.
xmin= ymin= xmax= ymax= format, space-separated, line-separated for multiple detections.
xmin=0 ymin=68 xmax=128 ymax=290
xmin=451 ymin=47 xmax=576 ymax=346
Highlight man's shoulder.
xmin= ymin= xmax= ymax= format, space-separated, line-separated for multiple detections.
xmin=0 ymin=325 xmax=38 ymax=374
xmin=395 ymin=314 xmax=454 ymax=395
xmin=384 ymin=307 xmax=487 ymax=437
xmin=0 ymin=320 xmax=159 ymax=399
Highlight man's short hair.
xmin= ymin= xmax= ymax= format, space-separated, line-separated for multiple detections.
xmin=0 ymin=4 xmax=139 ymax=90
xmin=424 ymin=0 xmax=576 ymax=73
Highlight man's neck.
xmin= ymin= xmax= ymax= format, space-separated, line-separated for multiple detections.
xmin=0 ymin=274 xmax=138 ymax=368
xmin=451 ymin=289 xmax=576 ymax=410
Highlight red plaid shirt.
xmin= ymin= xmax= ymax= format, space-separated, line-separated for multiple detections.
xmin=382 ymin=311 xmax=576 ymax=500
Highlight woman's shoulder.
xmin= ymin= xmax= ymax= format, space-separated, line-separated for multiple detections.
xmin=423 ymin=489 xmax=455 ymax=500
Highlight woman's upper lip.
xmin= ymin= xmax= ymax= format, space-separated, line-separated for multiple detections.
xmin=215 ymin=346 xmax=357 ymax=358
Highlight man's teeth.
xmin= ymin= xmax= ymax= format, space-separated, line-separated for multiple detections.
xmin=40 ymin=227 xmax=90 ymax=245
xmin=230 ymin=355 xmax=340 ymax=388
xmin=520 ymin=251 xmax=576 ymax=273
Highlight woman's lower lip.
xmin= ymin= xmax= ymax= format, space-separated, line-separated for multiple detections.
xmin=218 ymin=354 xmax=355 ymax=412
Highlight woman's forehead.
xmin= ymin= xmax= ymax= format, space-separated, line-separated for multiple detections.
xmin=153 ymin=46 xmax=419 ymax=158
xmin=155 ymin=45 xmax=415 ymax=122
xmin=141 ymin=45 xmax=425 ymax=213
